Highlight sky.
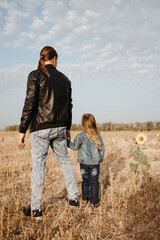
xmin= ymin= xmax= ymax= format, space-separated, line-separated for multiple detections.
xmin=0 ymin=0 xmax=160 ymax=129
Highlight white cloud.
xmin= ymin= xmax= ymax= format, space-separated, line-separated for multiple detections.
xmin=0 ymin=64 xmax=35 ymax=93
xmin=16 ymin=0 xmax=43 ymax=13
xmin=66 ymin=10 xmax=77 ymax=21
xmin=42 ymin=0 xmax=68 ymax=22
xmin=20 ymin=31 xmax=35 ymax=40
xmin=0 ymin=1 xmax=10 ymax=9
xmin=0 ymin=0 xmax=160 ymax=94
xmin=3 ymin=9 xmax=28 ymax=35
xmin=85 ymin=9 xmax=100 ymax=18
xmin=31 ymin=17 xmax=46 ymax=32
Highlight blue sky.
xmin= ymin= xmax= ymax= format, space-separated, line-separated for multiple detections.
xmin=0 ymin=0 xmax=160 ymax=129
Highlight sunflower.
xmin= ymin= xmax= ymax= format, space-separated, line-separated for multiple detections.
xmin=135 ymin=133 xmax=148 ymax=145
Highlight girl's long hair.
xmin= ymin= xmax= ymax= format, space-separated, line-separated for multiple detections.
xmin=37 ymin=46 xmax=58 ymax=77
xmin=82 ymin=113 xmax=101 ymax=149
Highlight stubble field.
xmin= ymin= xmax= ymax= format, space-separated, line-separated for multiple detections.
xmin=0 ymin=130 xmax=160 ymax=240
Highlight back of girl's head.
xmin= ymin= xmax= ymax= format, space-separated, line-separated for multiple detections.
xmin=38 ymin=46 xmax=58 ymax=77
xmin=82 ymin=114 xmax=98 ymax=133
xmin=82 ymin=113 xmax=101 ymax=149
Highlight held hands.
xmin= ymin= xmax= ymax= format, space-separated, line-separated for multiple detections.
xmin=18 ymin=133 xmax=25 ymax=147
xmin=66 ymin=130 xmax=71 ymax=141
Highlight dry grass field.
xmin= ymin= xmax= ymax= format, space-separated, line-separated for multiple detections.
xmin=0 ymin=130 xmax=160 ymax=240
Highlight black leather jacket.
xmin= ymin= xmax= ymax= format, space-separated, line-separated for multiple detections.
xmin=19 ymin=64 xmax=72 ymax=133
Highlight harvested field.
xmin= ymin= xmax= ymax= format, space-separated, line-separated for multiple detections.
xmin=0 ymin=131 xmax=160 ymax=240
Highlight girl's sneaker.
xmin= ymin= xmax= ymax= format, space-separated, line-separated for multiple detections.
xmin=93 ymin=201 xmax=101 ymax=207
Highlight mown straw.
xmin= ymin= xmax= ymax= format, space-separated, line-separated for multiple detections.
xmin=0 ymin=130 xmax=159 ymax=239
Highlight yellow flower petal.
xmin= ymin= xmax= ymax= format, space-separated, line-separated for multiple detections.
xmin=135 ymin=133 xmax=148 ymax=145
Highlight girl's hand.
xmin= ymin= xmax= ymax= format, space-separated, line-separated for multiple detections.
xmin=18 ymin=133 xmax=25 ymax=147
xmin=66 ymin=130 xmax=71 ymax=141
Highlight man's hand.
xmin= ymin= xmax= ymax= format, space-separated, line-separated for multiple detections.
xmin=66 ymin=130 xmax=71 ymax=141
xmin=18 ymin=133 xmax=25 ymax=147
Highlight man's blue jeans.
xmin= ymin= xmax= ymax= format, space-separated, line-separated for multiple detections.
xmin=31 ymin=127 xmax=78 ymax=210
xmin=80 ymin=163 xmax=100 ymax=205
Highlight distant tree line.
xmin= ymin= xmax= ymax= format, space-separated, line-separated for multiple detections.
xmin=4 ymin=121 xmax=160 ymax=132
xmin=5 ymin=125 xmax=19 ymax=131
xmin=71 ymin=121 xmax=160 ymax=131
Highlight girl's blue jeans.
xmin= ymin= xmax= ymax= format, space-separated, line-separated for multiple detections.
xmin=31 ymin=127 xmax=78 ymax=210
xmin=80 ymin=163 xmax=100 ymax=205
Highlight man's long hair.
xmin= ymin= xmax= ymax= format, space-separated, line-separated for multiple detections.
xmin=38 ymin=46 xmax=58 ymax=77
xmin=82 ymin=113 xmax=101 ymax=149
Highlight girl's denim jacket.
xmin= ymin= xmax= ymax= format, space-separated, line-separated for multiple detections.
xmin=67 ymin=131 xmax=105 ymax=165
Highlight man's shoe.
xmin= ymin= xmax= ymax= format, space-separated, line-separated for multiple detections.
xmin=23 ymin=206 xmax=42 ymax=219
xmin=69 ymin=199 xmax=79 ymax=207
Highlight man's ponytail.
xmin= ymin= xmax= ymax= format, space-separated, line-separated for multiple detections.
xmin=37 ymin=46 xmax=58 ymax=77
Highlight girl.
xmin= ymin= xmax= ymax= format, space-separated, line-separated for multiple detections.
xmin=68 ymin=113 xmax=105 ymax=207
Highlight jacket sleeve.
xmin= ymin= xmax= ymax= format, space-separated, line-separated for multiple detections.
xmin=99 ymin=135 xmax=105 ymax=160
xmin=67 ymin=81 xmax=73 ymax=130
xmin=19 ymin=71 xmax=38 ymax=133
xmin=67 ymin=134 xmax=82 ymax=150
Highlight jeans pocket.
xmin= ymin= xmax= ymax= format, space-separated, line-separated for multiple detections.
xmin=80 ymin=168 xmax=86 ymax=176
xmin=91 ymin=168 xmax=98 ymax=177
